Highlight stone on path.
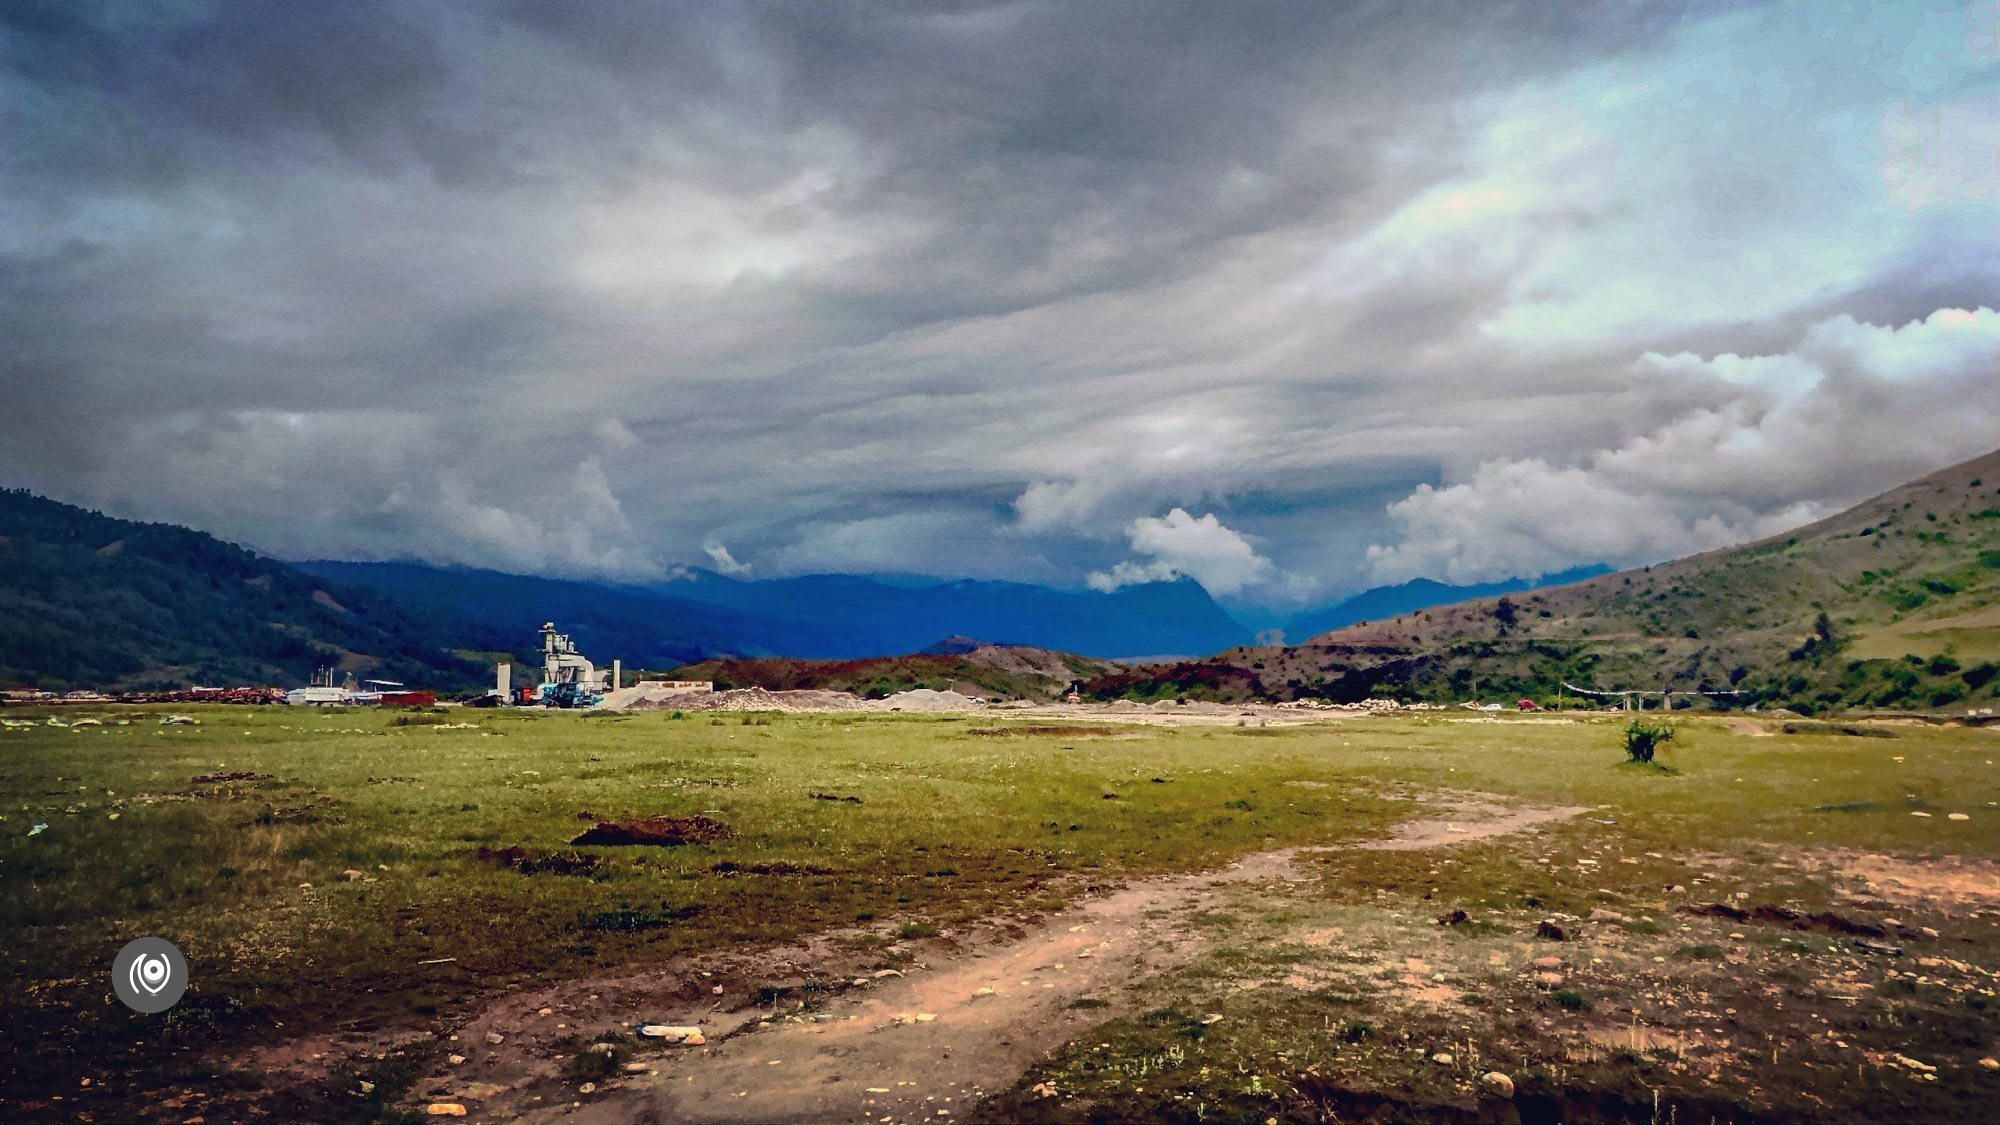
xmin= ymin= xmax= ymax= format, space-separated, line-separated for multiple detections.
xmin=640 ymin=1024 xmax=706 ymax=1044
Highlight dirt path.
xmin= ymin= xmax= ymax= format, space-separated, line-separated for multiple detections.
xmin=401 ymin=798 xmax=1583 ymax=1123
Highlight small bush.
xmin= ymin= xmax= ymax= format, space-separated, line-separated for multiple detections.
xmin=389 ymin=713 xmax=451 ymax=727
xmin=1622 ymin=719 xmax=1675 ymax=763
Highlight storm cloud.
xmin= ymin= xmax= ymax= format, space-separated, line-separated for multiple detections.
xmin=3 ymin=1 xmax=1995 ymax=606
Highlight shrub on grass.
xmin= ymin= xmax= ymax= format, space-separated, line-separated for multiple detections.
xmin=1551 ymin=988 xmax=1589 ymax=1011
xmin=1622 ymin=719 xmax=1675 ymax=763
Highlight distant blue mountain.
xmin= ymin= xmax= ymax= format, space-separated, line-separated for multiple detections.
xmin=292 ymin=560 xmax=827 ymax=668
xmin=1283 ymin=564 xmax=1612 ymax=642
xmin=294 ymin=561 xmax=1253 ymax=663
xmin=638 ymin=570 xmax=1252 ymax=659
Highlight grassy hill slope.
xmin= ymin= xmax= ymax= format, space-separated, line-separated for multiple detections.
xmin=0 ymin=492 xmax=493 ymax=691
xmin=667 ymin=642 xmax=1120 ymax=702
xmin=1083 ymin=448 xmax=2000 ymax=713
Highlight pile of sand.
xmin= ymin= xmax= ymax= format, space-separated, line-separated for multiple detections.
xmin=694 ymin=688 xmax=869 ymax=712
xmin=867 ymin=688 xmax=988 ymax=712
xmin=597 ymin=683 xmax=712 ymax=711
xmin=600 ymin=685 xmax=868 ymax=712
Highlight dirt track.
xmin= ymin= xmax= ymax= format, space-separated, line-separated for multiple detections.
xmin=385 ymin=800 xmax=1585 ymax=1122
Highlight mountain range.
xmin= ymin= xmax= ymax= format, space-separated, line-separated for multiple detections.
xmin=1277 ymin=565 xmax=1611 ymax=640
xmin=3 ymin=484 xmax=1593 ymax=692
xmin=294 ymin=560 xmax=1255 ymax=666
xmin=20 ymin=443 xmax=1991 ymax=713
xmin=1088 ymin=446 xmax=2000 ymax=714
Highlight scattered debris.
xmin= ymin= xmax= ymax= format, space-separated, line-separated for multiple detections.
xmin=477 ymin=845 xmax=603 ymax=876
xmin=711 ymin=859 xmax=842 ymax=876
xmin=809 ymin=791 xmax=862 ymax=803
xmin=252 ymin=803 xmax=321 ymax=826
xmin=1681 ymin=902 xmax=1893 ymax=938
xmin=192 ymin=770 xmax=270 ymax=784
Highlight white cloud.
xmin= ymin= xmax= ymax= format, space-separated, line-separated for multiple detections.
xmin=1368 ymin=306 xmax=2000 ymax=583
xmin=594 ymin=418 xmax=640 ymax=450
xmin=10 ymin=4 xmax=1996 ymax=610
xmin=1309 ymin=4 xmax=1987 ymax=348
xmin=703 ymin=541 xmax=751 ymax=577
xmin=1085 ymin=559 xmax=1179 ymax=592
xmin=1012 ymin=479 xmax=1108 ymax=532
xmin=1089 ymin=508 xmax=1275 ymax=596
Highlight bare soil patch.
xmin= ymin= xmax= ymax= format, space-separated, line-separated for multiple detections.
xmin=569 ymin=815 xmax=733 ymax=847
xmin=255 ymin=800 xmax=1584 ymax=1122
xmin=1810 ymin=848 xmax=2000 ymax=912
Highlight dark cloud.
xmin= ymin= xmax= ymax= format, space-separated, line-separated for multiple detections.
xmin=1 ymin=1 xmax=1992 ymax=602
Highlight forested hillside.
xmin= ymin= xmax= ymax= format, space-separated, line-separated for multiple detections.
xmin=0 ymin=491 xmax=492 ymax=691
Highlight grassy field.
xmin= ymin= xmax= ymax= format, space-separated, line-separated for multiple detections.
xmin=2 ymin=704 xmax=1997 ymax=1120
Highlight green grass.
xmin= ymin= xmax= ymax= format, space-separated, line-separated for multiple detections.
xmin=0 ymin=704 xmax=1410 ymax=1108
xmin=3 ymin=705 xmax=1998 ymax=1116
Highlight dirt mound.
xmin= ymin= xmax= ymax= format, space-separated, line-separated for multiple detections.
xmin=569 ymin=816 xmax=733 ymax=847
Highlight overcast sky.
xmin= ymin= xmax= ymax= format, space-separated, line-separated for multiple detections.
xmin=4 ymin=1 xmax=1997 ymax=609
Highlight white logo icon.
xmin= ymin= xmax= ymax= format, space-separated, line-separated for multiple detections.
xmin=112 ymin=937 xmax=187 ymax=1012
xmin=131 ymin=953 xmax=171 ymax=995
